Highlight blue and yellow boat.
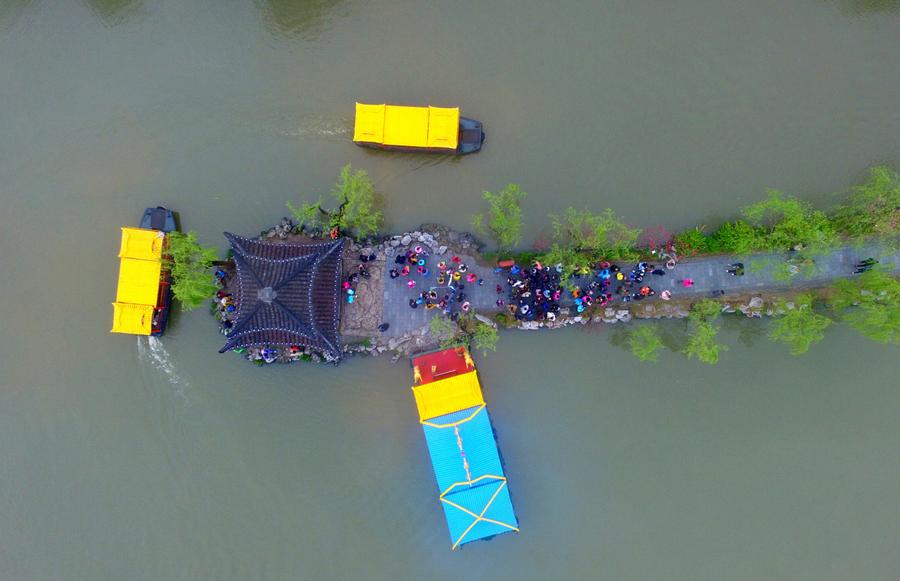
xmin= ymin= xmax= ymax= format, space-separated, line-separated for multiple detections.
xmin=411 ymin=347 xmax=519 ymax=549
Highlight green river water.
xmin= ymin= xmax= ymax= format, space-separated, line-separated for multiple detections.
xmin=1 ymin=1 xmax=898 ymax=579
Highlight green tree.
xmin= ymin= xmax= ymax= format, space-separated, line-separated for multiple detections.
xmin=742 ymin=189 xmax=836 ymax=252
xmin=550 ymin=207 xmax=641 ymax=259
xmin=471 ymin=184 xmax=527 ymax=252
xmin=709 ymin=220 xmax=760 ymax=254
xmin=831 ymin=269 xmax=900 ymax=344
xmin=768 ymin=294 xmax=833 ymax=355
xmin=165 ymin=231 xmax=218 ymax=311
xmin=688 ymin=298 xmax=723 ymax=323
xmin=331 ymin=164 xmax=382 ymax=239
xmin=682 ymin=299 xmax=726 ymax=364
xmin=286 ymin=199 xmax=326 ymax=233
xmin=429 ymin=315 xmax=461 ymax=348
xmin=538 ymin=243 xmax=582 ymax=285
xmin=627 ymin=324 xmax=664 ymax=362
xmin=831 ymin=165 xmax=900 ymax=242
xmin=470 ymin=319 xmax=499 ymax=356
xmin=286 ymin=163 xmax=383 ymax=240
xmin=430 ymin=313 xmax=500 ymax=355
xmin=673 ymin=226 xmax=711 ymax=256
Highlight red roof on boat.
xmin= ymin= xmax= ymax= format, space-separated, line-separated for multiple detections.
xmin=412 ymin=346 xmax=475 ymax=385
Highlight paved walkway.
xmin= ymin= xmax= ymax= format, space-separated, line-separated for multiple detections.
xmin=380 ymin=244 xmax=899 ymax=337
xmin=381 ymin=249 xmax=501 ymax=337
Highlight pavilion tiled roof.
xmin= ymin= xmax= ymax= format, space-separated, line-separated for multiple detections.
xmin=219 ymin=233 xmax=345 ymax=361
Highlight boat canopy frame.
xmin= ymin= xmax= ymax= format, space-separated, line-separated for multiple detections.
xmin=111 ymin=227 xmax=168 ymax=335
xmin=353 ymin=103 xmax=460 ymax=150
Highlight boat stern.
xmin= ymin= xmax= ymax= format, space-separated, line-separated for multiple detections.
xmin=458 ymin=117 xmax=485 ymax=154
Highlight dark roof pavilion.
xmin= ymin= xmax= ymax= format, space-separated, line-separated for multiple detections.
xmin=219 ymin=233 xmax=345 ymax=361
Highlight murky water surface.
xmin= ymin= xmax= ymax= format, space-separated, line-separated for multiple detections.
xmin=1 ymin=1 xmax=898 ymax=579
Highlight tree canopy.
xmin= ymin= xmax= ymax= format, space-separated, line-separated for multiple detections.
xmin=470 ymin=319 xmax=499 ymax=356
xmin=831 ymin=269 xmax=900 ymax=344
xmin=672 ymin=226 xmax=710 ymax=256
xmin=683 ymin=299 xmax=727 ymax=364
xmin=165 ymin=231 xmax=218 ymax=311
xmin=429 ymin=313 xmax=500 ymax=356
xmin=285 ymin=199 xmax=326 ymax=233
xmin=429 ymin=314 xmax=462 ymax=349
xmin=831 ymin=165 xmax=900 ymax=242
xmin=709 ymin=220 xmax=759 ymax=254
xmin=688 ymin=298 xmax=723 ymax=323
xmin=768 ymin=294 xmax=833 ymax=355
xmin=742 ymin=189 xmax=836 ymax=252
xmin=332 ymin=164 xmax=382 ymax=239
xmin=471 ymin=183 xmax=527 ymax=252
xmin=550 ymin=207 xmax=641 ymax=259
xmin=287 ymin=163 xmax=383 ymax=240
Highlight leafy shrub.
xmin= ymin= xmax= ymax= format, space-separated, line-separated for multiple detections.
xmin=429 ymin=315 xmax=461 ymax=349
xmin=165 ymin=231 xmax=218 ymax=311
xmin=331 ymin=164 xmax=382 ymax=239
xmin=743 ymin=189 xmax=836 ymax=252
xmin=673 ymin=226 xmax=710 ymax=256
xmin=537 ymin=243 xmax=584 ymax=286
xmin=831 ymin=269 xmax=900 ymax=344
xmin=493 ymin=312 xmax=516 ymax=328
xmin=470 ymin=320 xmax=499 ymax=355
xmin=286 ymin=200 xmax=326 ymax=234
xmin=471 ymin=184 xmax=527 ymax=252
xmin=768 ymin=294 xmax=833 ymax=355
xmin=831 ymin=165 xmax=900 ymax=242
xmin=429 ymin=313 xmax=501 ymax=355
xmin=688 ymin=298 xmax=723 ymax=323
xmin=549 ymin=207 xmax=641 ymax=260
xmin=709 ymin=220 xmax=760 ymax=254
xmin=287 ymin=163 xmax=383 ymax=240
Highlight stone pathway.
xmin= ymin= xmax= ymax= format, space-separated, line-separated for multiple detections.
xmin=648 ymin=244 xmax=899 ymax=299
xmin=379 ymin=243 xmax=899 ymax=337
xmin=339 ymin=254 xmax=386 ymax=338
xmin=381 ymin=248 xmax=502 ymax=337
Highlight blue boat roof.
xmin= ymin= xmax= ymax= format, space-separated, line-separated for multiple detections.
xmin=422 ymin=405 xmax=519 ymax=548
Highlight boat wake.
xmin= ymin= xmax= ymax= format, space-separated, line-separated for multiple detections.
xmin=136 ymin=336 xmax=201 ymax=483
xmin=279 ymin=115 xmax=351 ymax=138
xmin=137 ymin=336 xmax=191 ymax=402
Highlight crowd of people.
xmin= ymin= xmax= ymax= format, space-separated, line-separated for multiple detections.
xmin=503 ymin=260 xmax=675 ymax=320
xmin=386 ymin=245 xmax=692 ymax=322
xmin=502 ymin=262 xmax=563 ymax=321
xmin=391 ymin=247 xmax=484 ymax=318
xmin=388 ymin=245 xmax=884 ymax=322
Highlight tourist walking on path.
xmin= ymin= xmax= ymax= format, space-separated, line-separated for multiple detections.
xmin=854 ymin=258 xmax=878 ymax=274
xmin=726 ymin=262 xmax=745 ymax=276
